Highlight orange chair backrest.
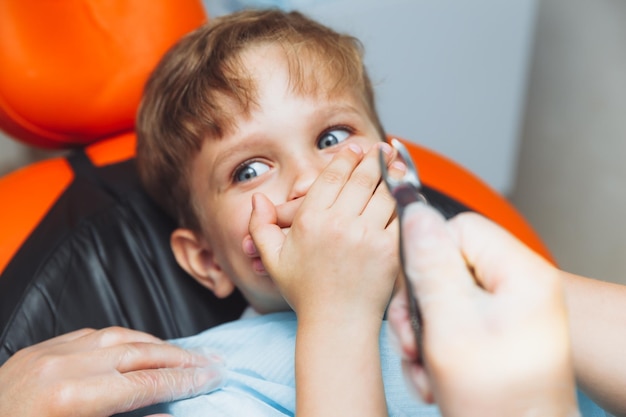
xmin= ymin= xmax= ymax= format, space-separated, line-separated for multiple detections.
xmin=0 ymin=0 xmax=207 ymax=148
xmin=397 ymin=137 xmax=553 ymax=263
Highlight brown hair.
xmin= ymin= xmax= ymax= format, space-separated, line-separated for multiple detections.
xmin=136 ymin=9 xmax=385 ymax=231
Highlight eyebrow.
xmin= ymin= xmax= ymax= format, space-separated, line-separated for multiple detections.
xmin=208 ymin=101 xmax=364 ymax=175
xmin=304 ymin=100 xmax=364 ymax=124
xmin=208 ymin=139 xmax=258 ymax=181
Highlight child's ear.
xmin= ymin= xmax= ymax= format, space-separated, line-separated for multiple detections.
xmin=170 ymin=228 xmax=236 ymax=299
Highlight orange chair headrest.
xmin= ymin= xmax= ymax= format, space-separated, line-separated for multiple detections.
xmin=0 ymin=0 xmax=207 ymax=149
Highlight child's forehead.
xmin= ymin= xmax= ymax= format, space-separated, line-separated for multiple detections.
xmin=234 ymin=42 xmax=360 ymax=101
xmin=207 ymin=41 xmax=370 ymax=139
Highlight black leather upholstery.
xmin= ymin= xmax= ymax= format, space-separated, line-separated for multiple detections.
xmin=0 ymin=151 xmax=246 ymax=364
xmin=0 ymin=150 xmax=468 ymax=365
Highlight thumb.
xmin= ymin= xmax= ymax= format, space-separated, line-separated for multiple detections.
xmin=248 ymin=193 xmax=286 ymax=271
xmin=448 ymin=212 xmax=558 ymax=293
xmin=401 ymin=204 xmax=477 ymax=318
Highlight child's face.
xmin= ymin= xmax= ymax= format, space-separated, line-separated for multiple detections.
xmin=175 ymin=45 xmax=383 ymax=314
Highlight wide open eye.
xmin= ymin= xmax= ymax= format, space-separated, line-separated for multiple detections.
xmin=234 ymin=161 xmax=270 ymax=183
xmin=317 ymin=128 xmax=351 ymax=149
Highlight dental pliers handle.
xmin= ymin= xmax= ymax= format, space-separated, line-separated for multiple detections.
xmin=379 ymin=138 xmax=428 ymax=365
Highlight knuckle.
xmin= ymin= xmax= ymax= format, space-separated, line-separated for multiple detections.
xmin=292 ymin=211 xmax=314 ymax=232
xmin=46 ymin=381 xmax=79 ymax=414
xmin=94 ymin=331 xmax=121 ymax=348
xmin=136 ymin=372 xmax=163 ymax=401
xmin=320 ymin=168 xmax=345 ymax=185
xmin=295 ymin=208 xmax=333 ymax=233
xmin=118 ymin=342 xmax=144 ymax=363
xmin=379 ymin=186 xmax=396 ymax=204
xmin=28 ymin=352 xmax=66 ymax=379
xmin=94 ymin=326 xmax=132 ymax=345
xmin=351 ymin=171 xmax=376 ymax=189
xmin=127 ymin=370 xmax=181 ymax=406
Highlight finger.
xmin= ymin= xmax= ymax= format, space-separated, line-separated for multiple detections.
xmin=299 ymin=143 xmax=363 ymax=211
xmin=332 ymin=142 xmax=393 ymax=216
xmin=78 ymin=365 xmax=225 ymax=416
xmin=242 ymin=234 xmax=259 ymax=258
xmin=120 ymin=366 xmax=224 ymax=412
xmin=103 ymin=342 xmax=221 ymax=374
xmin=248 ymin=193 xmax=285 ymax=271
xmin=387 ymin=288 xmax=419 ymax=361
xmin=448 ymin=212 xmax=557 ymax=293
xmin=275 ymin=197 xmax=303 ymax=228
xmin=243 ymin=197 xmax=302 ymax=259
xmin=401 ymin=204 xmax=478 ymax=316
xmin=361 ymin=157 xmax=405 ymax=228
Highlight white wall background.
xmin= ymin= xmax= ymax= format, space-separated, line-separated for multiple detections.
xmin=510 ymin=0 xmax=626 ymax=285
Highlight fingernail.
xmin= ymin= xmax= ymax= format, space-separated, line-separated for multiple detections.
xmin=242 ymin=235 xmax=257 ymax=256
xmin=379 ymin=142 xmax=392 ymax=155
xmin=194 ymin=363 xmax=226 ymax=394
xmin=252 ymin=258 xmax=268 ymax=275
xmin=347 ymin=143 xmax=362 ymax=154
xmin=189 ymin=347 xmax=226 ymax=366
xmin=391 ymin=160 xmax=406 ymax=172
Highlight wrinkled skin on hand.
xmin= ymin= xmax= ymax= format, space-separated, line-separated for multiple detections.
xmin=0 ymin=327 xmax=224 ymax=417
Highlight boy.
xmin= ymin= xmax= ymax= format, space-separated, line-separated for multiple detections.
xmin=135 ymin=8 xmax=419 ymax=417
xmin=134 ymin=8 xmax=603 ymax=417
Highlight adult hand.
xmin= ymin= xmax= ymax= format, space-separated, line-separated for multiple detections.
xmin=387 ymin=204 xmax=580 ymax=417
xmin=0 ymin=327 xmax=224 ymax=417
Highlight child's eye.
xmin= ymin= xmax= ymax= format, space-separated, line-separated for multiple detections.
xmin=234 ymin=161 xmax=270 ymax=183
xmin=317 ymin=128 xmax=351 ymax=149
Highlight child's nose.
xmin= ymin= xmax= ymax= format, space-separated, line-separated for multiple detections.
xmin=287 ymin=158 xmax=325 ymax=201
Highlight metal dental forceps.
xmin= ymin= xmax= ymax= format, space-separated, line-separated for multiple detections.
xmin=379 ymin=138 xmax=427 ymax=364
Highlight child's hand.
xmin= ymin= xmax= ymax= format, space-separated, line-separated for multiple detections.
xmin=249 ymin=142 xmax=403 ymax=322
xmin=387 ymin=204 xmax=578 ymax=417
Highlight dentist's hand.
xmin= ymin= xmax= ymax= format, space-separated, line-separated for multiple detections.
xmin=0 ymin=327 xmax=224 ymax=417
xmin=387 ymin=204 xmax=579 ymax=417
